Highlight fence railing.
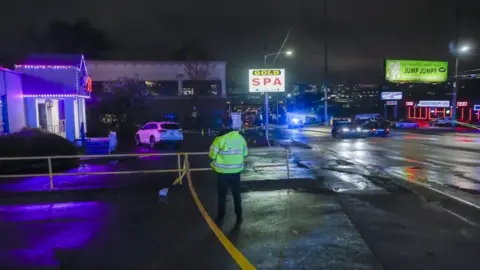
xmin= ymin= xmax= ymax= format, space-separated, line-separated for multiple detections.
xmin=0 ymin=149 xmax=290 ymax=191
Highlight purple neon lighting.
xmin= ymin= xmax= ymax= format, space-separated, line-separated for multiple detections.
xmin=15 ymin=64 xmax=80 ymax=70
xmin=22 ymin=94 xmax=90 ymax=98
xmin=0 ymin=202 xmax=106 ymax=267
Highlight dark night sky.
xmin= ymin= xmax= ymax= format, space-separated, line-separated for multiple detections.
xmin=1 ymin=0 xmax=480 ymax=84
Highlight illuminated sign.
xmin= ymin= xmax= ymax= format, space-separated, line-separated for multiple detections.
xmin=385 ymin=60 xmax=448 ymax=83
xmin=386 ymin=101 xmax=397 ymax=105
xmin=417 ymin=100 xmax=450 ymax=108
xmin=405 ymin=101 xmax=414 ymax=106
xmin=456 ymin=101 xmax=468 ymax=107
xmin=80 ymin=75 xmax=93 ymax=93
xmin=249 ymin=69 xmax=285 ymax=92
xmin=474 ymin=105 xmax=480 ymax=111
xmin=381 ymin=92 xmax=402 ymax=100
xmin=86 ymin=76 xmax=92 ymax=92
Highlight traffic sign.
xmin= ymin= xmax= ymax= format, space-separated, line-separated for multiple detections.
xmin=381 ymin=92 xmax=402 ymax=100
xmin=249 ymin=69 xmax=285 ymax=92
xmin=417 ymin=100 xmax=449 ymax=108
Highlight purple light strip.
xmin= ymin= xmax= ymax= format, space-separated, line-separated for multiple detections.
xmin=15 ymin=65 xmax=80 ymax=71
xmin=22 ymin=94 xmax=90 ymax=99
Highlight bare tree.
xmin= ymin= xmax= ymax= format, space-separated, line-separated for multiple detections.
xmin=184 ymin=61 xmax=216 ymax=81
xmin=97 ymin=75 xmax=151 ymax=136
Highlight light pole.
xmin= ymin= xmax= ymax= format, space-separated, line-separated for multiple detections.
xmin=323 ymin=0 xmax=329 ymax=125
xmin=263 ymin=50 xmax=293 ymax=140
xmin=452 ymin=44 xmax=470 ymax=129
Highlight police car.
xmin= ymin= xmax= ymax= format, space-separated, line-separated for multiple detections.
xmin=288 ymin=117 xmax=304 ymax=129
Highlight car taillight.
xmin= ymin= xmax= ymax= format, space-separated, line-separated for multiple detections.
xmin=372 ymin=128 xmax=376 ymax=132
xmin=386 ymin=128 xmax=390 ymax=131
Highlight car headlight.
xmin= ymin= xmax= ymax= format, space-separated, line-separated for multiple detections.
xmin=356 ymin=127 xmax=361 ymax=132
xmin=291 ymin=118 xmax=299 ymax=124
xmin=342 ymin=128 xmax=349 ymax=132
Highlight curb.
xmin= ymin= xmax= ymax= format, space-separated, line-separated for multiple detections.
xmin=285 ymin=139 xmax=313 ymax=149
xmin=0 ymin=178 xmax=330 ymax=203
xmin=241 ymin=178 xmax=330 ymax=193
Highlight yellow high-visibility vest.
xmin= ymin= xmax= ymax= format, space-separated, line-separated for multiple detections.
xmin=209 ymin=131 xmax=248 ymax=174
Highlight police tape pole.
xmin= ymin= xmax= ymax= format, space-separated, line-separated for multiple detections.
xmin=47 ymin=157 xmax=54 ymax=190
xmin=177 ymin=153 xmax=182 ymax=185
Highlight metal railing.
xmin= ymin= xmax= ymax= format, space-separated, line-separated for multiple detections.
xmin=0 ymin=149 xmax=290 ymax=191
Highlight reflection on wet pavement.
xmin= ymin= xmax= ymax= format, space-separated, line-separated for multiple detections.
xmin=280 ymin=128 xmax=480 ymax=207
xmin=0 ymin=202 xmax=108 ymax=267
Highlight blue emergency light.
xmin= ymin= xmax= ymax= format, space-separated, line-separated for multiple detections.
xmin=474 ymin=105 xmax=480 ymax=111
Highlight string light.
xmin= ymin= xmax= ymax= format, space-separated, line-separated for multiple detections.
xmin=15 ymin=55 xmax=92 ymax=98
xmin=15 ymin=64 xmax=80 ymax=70
xmin=23 ymin=94 xmax=90 ymax=98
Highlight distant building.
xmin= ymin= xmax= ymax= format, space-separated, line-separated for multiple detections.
xmin=86 ymin=60 xmax=227 ymax=97
xmin=85 ymin=60 xmax=228 ymax=129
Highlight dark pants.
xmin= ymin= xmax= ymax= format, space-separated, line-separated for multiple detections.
xmin=217 ymin=172 xmax=242 ymax=219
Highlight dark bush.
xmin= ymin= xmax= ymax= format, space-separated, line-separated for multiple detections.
xmin=0 ymin=128 xmax=79 ymax=175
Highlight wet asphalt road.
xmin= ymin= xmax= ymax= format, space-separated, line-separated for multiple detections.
xmin=278 ymin=126 xmax=480 ymax=270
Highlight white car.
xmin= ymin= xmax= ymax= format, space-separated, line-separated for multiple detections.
xmin=395 ymin=120 xmax=419 ymax=129
xmin=430 ymin=117 xmax=452 ymax=126
xmin=135 ymin=122 xmax=183 ymax=148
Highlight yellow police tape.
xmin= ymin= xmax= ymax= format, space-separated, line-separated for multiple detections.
xmin=172 ymin=159 xmax=187 ymax=186
xmin=178 ymin=158 xmax=256 ymax=270
xmin=456 ymin=121 xmax=480 ymax=130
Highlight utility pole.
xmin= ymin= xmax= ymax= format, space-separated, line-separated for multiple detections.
xmin=263 ymin=45 xmax=269 ymax=143
xmin=452 ymin=5 xmax=460 ymax=129
xmin=323 ymin=0 xmax=329 ymax=125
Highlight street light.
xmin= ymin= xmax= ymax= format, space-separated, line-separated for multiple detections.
xmin=263 ymin=50 xmax=293 ymax=140
xmin=459 ymin=46 xmax=469 ymax=53
xmin=264 ymin=50 xmax=293 ymax=65
xmin=451 ymin=43 xmax=471 ymax=129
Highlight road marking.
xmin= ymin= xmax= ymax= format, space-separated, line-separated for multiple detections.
xmin=186 ymin=161 xmax=256 ymax=270
xmin=391 ymin=173 xmax=480 ymax=211
xmin=440 ymin=206 xmax=477 ymax=226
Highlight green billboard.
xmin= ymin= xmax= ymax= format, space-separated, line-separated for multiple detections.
xmin=385 ymin=60 xmax=448 ymax=83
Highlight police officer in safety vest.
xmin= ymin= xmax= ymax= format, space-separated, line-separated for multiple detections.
xmin=209 ymin=118 xmax=248 ymax=225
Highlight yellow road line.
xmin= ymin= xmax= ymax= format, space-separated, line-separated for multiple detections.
xmin=186 ymin=160 xmax=256 ymax=270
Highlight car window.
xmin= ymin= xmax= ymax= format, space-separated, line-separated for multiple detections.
xmin=161 ymin=123 xmax=180 ymax=130
xmin=142 ymin=124 xmax=151 ymax=130
xmin=150 ymin=123 xmax=158 ymax=129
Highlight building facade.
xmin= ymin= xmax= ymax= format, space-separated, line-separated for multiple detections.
xmin=85 ymin=60 xmax=228 ymax=129
xmin=0 ymin=54 xmax=91 ymax=141
xmin=86 ymin=60 xmax=227 ymax=97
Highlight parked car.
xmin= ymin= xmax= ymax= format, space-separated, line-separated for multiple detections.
xmin=395 ymin=119 xmax=419 ymax=129
xmin=136 ymin=122 xmax=183 ymax=148
xmin=429 ymin=117 xmax=452 ymax=126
